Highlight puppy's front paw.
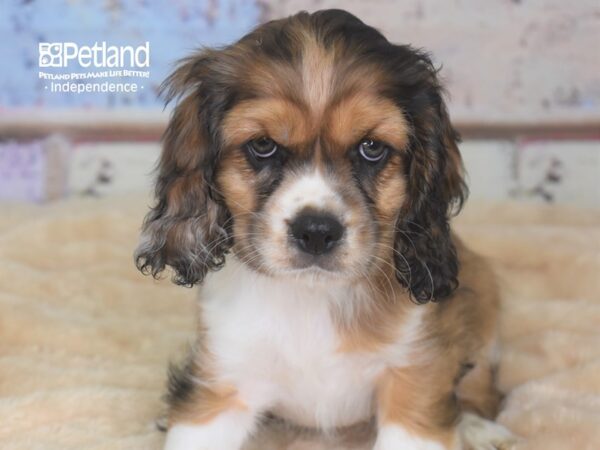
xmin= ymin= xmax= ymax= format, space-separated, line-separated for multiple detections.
xmin=162 ymin=407 xmax=259 ymax=450
xmin=164 ymin=425 xmax=212 ymax=450
xmin=458 ymin=413 xmax=518 ymax=450
xmin=373 ymin=425 xmax=447 ymax=450
xmin=164 ymin=416 xmax=251 ymax=450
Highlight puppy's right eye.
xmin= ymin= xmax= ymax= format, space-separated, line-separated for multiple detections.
xmin=247 ymin=137 xmax=278 ymax=159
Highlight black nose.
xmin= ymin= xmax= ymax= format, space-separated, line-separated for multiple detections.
xmin=290 ymin=212 xmax=344 ymax=255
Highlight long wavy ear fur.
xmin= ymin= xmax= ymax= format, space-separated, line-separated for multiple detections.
xmin=392 ymin=50 xmax=468 ymax=303
xmin=135 ymin=53 xmax=232 ymax=286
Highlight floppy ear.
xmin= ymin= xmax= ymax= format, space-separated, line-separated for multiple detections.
xmin=135 ymin=54 xmax=232 ymax=286
xmin=393 ymin=57 xmax=468 ymax=303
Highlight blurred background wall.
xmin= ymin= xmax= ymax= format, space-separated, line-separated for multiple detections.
xmin=1 ymin=0 xmax=598 ymax=205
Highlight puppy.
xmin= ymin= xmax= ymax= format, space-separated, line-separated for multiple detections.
xmin=136 ymin=9 xmax=515 ymax=450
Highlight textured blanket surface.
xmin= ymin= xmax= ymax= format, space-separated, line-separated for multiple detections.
xmin=0 ymin=196 xmax=599 ymax=450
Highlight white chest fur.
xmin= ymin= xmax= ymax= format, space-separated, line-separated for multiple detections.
xmin=199 ymin=259 xmax=423 ymax=430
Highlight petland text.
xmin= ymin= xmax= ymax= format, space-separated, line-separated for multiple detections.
xmin=39 ymin=42 xmax=150 ymax=68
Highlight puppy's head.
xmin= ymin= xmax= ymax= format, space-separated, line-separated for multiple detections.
xmin=135 ymin=9 xmax=467 ymax=302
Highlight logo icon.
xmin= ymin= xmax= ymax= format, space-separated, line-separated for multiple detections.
xmin=39 ymin=43 xmax=63 ymax=67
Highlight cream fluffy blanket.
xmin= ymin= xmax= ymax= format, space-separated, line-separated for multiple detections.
xmin=1 ymin=196 xmax=599 ymax=450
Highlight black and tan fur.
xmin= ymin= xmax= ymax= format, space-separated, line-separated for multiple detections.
xmin=135 ymin=9 xmax=512 ymax=449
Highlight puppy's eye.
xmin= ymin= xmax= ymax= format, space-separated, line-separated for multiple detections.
xmin=358 ymin=139 xmax=388 ymax=162
xmin=247 ymin=137 xmax=278 ymax=159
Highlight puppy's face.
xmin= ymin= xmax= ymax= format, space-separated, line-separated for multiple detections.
xmin=218 ymin=75 xmax=409 ymax=279
xmin=136 ymin=10 xmax=467 ymax=301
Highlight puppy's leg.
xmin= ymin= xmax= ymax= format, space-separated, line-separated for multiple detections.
xmin=163 ymin=382 xmax=261 ymax=450
xmin=456 ymin=359 xmax=503 ymax=420
xmin=373 ymin=364 xmax=516 ymax=450
xmin=456 ymin=350 xmax=516 ymax=449
xmin=374 ymin=425 xmax=454 ymax=450
xmin=374 ymin=366 xmax=460 ymax=450
xmin=163 ymin=361 xmax=262 ymax=450
xmin=165 ymin=409 xmax=258 ymax=450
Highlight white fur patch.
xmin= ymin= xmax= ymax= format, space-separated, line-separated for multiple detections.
xmin=199 ymin=259 xmax=426 ymax=431
xmin=374 ymin=425 xmax=446 ymax=450
xmin=272 ymin=169 xmax=344 ymax=230
xmin=164 ymin=410 xmax=256 ymax=450
xmin=260 ymin=167 xmax=372 ymax=275
xmin=459 ymin=412 xmax=517 ymax=450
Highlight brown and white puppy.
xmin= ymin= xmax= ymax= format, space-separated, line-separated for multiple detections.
xmin=136 ymin=9 xmax=515 ymax=450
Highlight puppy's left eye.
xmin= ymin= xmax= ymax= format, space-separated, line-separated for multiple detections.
xmin=248 ymin=137 xmax=278 ymax=159
xmin=358 ymin=139 xmax=388 ymax=162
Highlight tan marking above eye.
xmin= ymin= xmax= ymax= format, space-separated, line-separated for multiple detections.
xmin=221 ymin=98 xmax=314 ymax=150
xmin=222 ymin=92 xmax=408 ymax=160
xmin=325 ymin=93 xmax=410 ymax=153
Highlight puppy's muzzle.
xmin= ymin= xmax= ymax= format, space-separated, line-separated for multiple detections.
xmin=290 ymin=211 xmax=344 ymax=256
